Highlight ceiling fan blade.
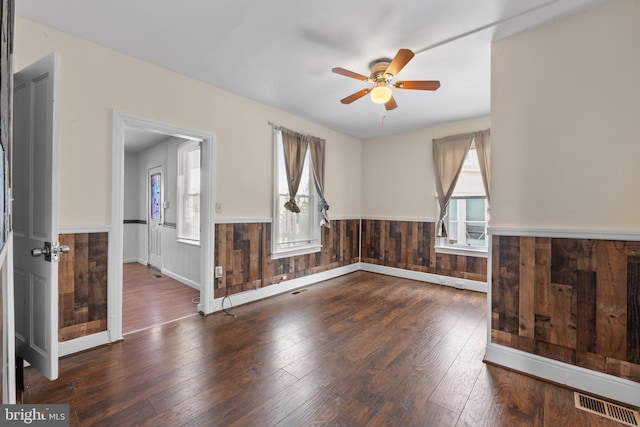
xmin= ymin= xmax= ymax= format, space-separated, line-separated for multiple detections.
xmin=340 ymin=88 xmax=371 ymax=104
xmin=384 ymin=96 xmax=397 ymax=111
xmin=332 ymin=67 xmax=370 ymax=81
xmin=385 ymin=49 xmax=415 ymax=76
xmin=394 ymin=80 xmax=441 ymax=91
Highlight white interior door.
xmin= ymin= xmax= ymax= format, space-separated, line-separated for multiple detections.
xmin=148 ymin=166 xmax=163 ymax=270
xmin=12 ymin=53 xmax=61 ymax=380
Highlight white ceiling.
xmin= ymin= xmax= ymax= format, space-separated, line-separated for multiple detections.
xmin=121 ymin=127 xmax=176 ymax=153
xmin=16 ymin=0 xmax=611 ymax=141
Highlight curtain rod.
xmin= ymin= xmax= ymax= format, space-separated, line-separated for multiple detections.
xmin=267 ymin=121 xmax=325 ymax=141
xmin=267 ymin=120 xmax=283 ymax=130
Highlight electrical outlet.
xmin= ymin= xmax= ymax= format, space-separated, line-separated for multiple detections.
xmin=215 ymin=266 xmax=223 ymax=278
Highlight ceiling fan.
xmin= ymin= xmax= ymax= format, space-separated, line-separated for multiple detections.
xmin=332 ymin=48 xmax=440 ymax=111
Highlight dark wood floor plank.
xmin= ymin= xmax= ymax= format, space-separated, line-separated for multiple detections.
xmin=227 ymin=368 xmax=336 ymax=427
xmin=457 ymin=364 xmax=545 ymax=427
xmin=183 ymin=368 xmax=300 ymax=427
xmin=429 ymin=319 xmax=487 ymax=414
xmin=401 ymin=401 xmax=460 ymax=427
xmin=543 ymin=384 xmax=609 ymax=427
xmin=23 ymin=271 xmax=631 ymax=426
xmin=277 ymin=386 xmax=375 ymax=427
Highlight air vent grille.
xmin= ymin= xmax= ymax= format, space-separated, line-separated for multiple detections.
xmin=574 ymin=392 xmax=639 ymax=426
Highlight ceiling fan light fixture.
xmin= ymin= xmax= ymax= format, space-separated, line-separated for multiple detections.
xmin=370 ymin=84 xmax=392 ymax=104
xmin=333 ymin=48 xmax=440 ymax=110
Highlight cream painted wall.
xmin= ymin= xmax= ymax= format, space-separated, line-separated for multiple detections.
xmin=491 ymin=0 xmax=640 ymax=231
xmin=14 ymin=18 xmax=362 ymax=225
xmin=361 ymin=116 xmax=490 ymax=219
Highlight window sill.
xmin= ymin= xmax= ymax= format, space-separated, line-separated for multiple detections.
xmin=177 ymin=238 xmax=200 ymax=247
xmin=272 ymin=244 xmax=321 ymax=260
xmin=435 ymin=245 xmax=487 ymax=258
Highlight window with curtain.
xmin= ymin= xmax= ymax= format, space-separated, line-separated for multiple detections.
xmin=433 ymin=129 xmax=490 ymax=254
xmin=272 ymin=127 xmax=321 ymax=258
xmin=444 ymin=144 xmax=488 ymax=250
xmin=177 ymin=140 xmax=201 ymax=244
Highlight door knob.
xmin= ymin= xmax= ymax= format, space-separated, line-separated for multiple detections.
xmin=31 ymin=247 xmax=49 ymax=257
xmin=31 ymin=242 xmax=51 ymax=258
xmin=30 ymin=242 xmax=69 ymax=262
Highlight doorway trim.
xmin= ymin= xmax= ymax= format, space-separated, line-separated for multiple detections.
xmin=111 ymin=111 xmax=216 ymax=342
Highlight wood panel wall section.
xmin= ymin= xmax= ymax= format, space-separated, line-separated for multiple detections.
xmin=492 ymin=235 xmax=640 ymax=382
xmin=58 ymin=233 xmax=109 ymax=341
xmin=360 ymin=219 xmax=487 ymax=282
xmin=214 ymin=219 xmax=360 ymax=298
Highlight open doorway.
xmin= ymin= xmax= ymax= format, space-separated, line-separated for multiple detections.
xmin=122 ymin=129 xmax=203 ymax=334
xmin=110 ymin=112 xmax=216 ymax=342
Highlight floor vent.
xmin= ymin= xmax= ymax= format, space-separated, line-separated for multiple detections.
xmin=291 ymin=289 xmax=308 ymax=295
xmin=574 ymin=392 xmax=639 ymax=426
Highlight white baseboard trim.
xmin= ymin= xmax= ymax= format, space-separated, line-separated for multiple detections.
xmin=489 ymin=226 xmax=640 ymax=241
xmin=209 ymin=263 xmax=361 ymax=312
xmin=59 ymin=225 xmax=111 ymax=234
xmin=360 ymin=263 xmax=487 ymax=293
xmin=58 ymin=331 xmax=114 ymax=357
xmin=161 ymin=268 xmax=200 ymax=291
xmin=214 ymin=217 xmax=271 ymax=224
xmin=484 ymin=343 xmax=640 ymax=407
xmin=214 ymin=216 xmax=360 ymax=224
xmin=123 ymin=258 xmax=145 ymax=264
xmin=360 ymin=216 xmax=437 ymax=223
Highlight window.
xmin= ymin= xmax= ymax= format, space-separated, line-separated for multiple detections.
xmin=150 ymin=172 xmax=162 ymax=221
xmin=272 ymin=129 xmax=320 ymax=258
xmin=441 ymin=145 xmax=489 ymax=251
xmin=177 ymin=140 xmax=201 ymax=243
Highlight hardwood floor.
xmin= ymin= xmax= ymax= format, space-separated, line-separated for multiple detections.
xmin=122 ymin=262 xmax=200 ymax=335
xmin=24 ymin=272 xmax=625 ymax=426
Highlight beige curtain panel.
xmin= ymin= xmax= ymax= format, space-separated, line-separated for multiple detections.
xmin=432 ymin=129 xmax=491 ymax=237
xmin=280 ymin=127 xmax=309 ymax=213
xmin=309 ymin=136 xmax=330 ymax=228
xmin=474 ymin=129 xmax=491 ymax=202
xmin=432 ymin=132 xmax=474 ymax=237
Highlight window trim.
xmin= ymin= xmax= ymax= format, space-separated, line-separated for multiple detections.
xmin=271 ymin=128 xmax=321 ymax=258
xmin=435 ymin=243 xmax=488 ymax=258
xmin=176 ymin=237 xmax=201 ymax=247
xmin=434 ymin=139 xmax=489 ymax=256
xmin=434 ymin=195 xmax=489 ymax=257
xmin=177 ymin=139 xmax=201 ymax=244
xmin=271 ymin=243 xmax=322 ymax=260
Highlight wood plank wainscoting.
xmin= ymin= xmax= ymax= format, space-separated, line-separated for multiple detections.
xmin=214 ymin=219 xmax=360 ymax=298
xmin=491 ymin=235 xmax=640 ymax=383
xmin=58 ymin=233 xmax=109 ymax=341
xmin=361 ymin=219 xmax=487 ymax=282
